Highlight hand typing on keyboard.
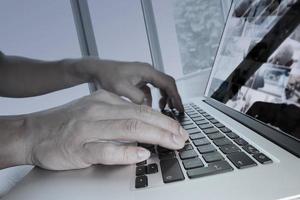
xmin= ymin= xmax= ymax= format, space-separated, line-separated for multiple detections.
xmin=1 ymin=90 xmax=188 ymax=170
xmin=0 ymin=54 xmax=187 ymax=171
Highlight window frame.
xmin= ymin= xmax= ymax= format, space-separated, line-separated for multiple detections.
xmin=70 ymin=0 xmax=164 ymax=94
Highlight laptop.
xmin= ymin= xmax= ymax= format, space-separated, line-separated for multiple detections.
xmin=3 ymin=1 xmax=300 ymax=199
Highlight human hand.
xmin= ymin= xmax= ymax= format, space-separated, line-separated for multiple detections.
xmin=76 ymin=58 xmax=184 ymax=112
xmin=24 ymin=90 xmax=188 ymax=170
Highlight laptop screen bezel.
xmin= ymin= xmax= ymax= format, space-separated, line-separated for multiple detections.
xmin=203 ymin=0 xmax=300 ymax=157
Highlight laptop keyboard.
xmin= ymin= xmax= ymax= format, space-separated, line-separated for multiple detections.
xmin=134 ymin=103 xmax=272 ymax=189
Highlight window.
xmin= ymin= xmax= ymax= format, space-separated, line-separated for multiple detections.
xmin=88 ymin=0 xmax=152 ymax=63
xmin=0 ymin=0 xmax=89 ymax=115
xmin=152 ymin=0 xmax=230 ymax=78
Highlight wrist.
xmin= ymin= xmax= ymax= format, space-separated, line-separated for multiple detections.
xmin=61 ymin=58 xmax=94 ymax=86
xmin=0 ymin=115 xmax=33 ymax=168
xmin=69 ymin=57 xmax=99 ymax=84
xmin=72 ymin=57 xmax=121 ymax=85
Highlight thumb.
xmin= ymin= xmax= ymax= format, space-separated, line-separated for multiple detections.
xmin=83 ymin=142 xmax=150 ymax=165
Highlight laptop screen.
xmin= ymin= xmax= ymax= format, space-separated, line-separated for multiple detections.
xmin=206 ymin=0 xmax=300 ymax=140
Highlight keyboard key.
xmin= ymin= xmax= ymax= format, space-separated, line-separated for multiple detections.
xmin=209 ymin=119 xmax=219 ymax=124
xmin=208 ymin=132 xmax=225 ymax=140
xmin=193 ymin=138 xmax=211 ymax=146
xmin=147 ymin=163 xmax=158 ymax=174
xmin=160 ymin=158 xmax=185 ymax=183
xmin=180 ymin=121 xmax=193 ymax=126
xmin=187 ymin=128 xmax=201 ymax=135
xmin=234 ymin=138 xmax=248 ymax=146
xmin=179 ymin=149 xmax=198 ymax=160
xmin=243 ymin=144 xmax=259 ymax=154
xmin=184 ymin=107 xmax=193 ymax=111
xmin=225 ymin=132 xmax=239 ymax=139
xmin=136 ymin=166 xmax=147 ymax=176
xmin=197 ymin=110 xmax=206 ymax=114
xmin=178 ymin=116 xmax=190 ymax=123
xmin=188 ymin=113 xmax=202 ymax=118
xmin=220 ymin=144 xmax=241 ymax=154
xmin=220 ymin=127 xmax=231 ymax=133
xmin=253 ymin=153 xmax=272 ymax=164
xmin=213 ymin=138 xmax=232 ymax=146
xmin=186 ymin=110 xmax=197 ymax=114
xmin=183 ymin=124 xmax=197 ymax=130
xmin=191 ymin=116 xmax=205 ymax=121
xmin=186 ymin=109 xmax=196 ymax=113
xmin=203 ymin=128 xmax=219 ymax=134
xmin=187 ymin=161 xmax=233 ymax=179
xmin=138 ymin=143 xmax=154 ymax=149
xmin=203 ymin=152 xmax=224 ymax=163
xmin=179 ymin=144 xmax=194 ymax=152
xmin=199 ymin=123 xmax=214 ymax=130
xmin=197 ymin=144 xmax=216 ymax=154
xmin=159 ymin=151 xmax=176 ymax=160
xmin=162 ymin=110 xmax=175 ymax=119
xmin=195 ymin=120 xmax=209 ymax=126
xmin=157 ymin=146 xmax=172 ymax=154
xmin=227 ymin=152 xmax=257 ymax=169
xmin=202 ymin=113 xmax=210 ymax=117
xmin=190 ymin=133 xmax=205 ymax=140
xmin=205 ymin=115 xmax=214 ymax=120
xmin=184 ymin=109 xmax=193 ymax=113
xmin=182 ymin=157 xmax=204 ymax=169
xmin=185 ymin=107 xmax=195 ymax=111
xmin=136 ymin=160 xmax=147 ymax=166
xmin=214 ymin=123 xmax=225 ymax=128
xmin=135 ymin=176 xmax=148 ymax=188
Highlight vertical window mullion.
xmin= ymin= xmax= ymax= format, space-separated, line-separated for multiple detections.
xmin=70 ymin=0 xmax=98 ymax=92
xmin=140 ymin=0 xmax=165 ymax=73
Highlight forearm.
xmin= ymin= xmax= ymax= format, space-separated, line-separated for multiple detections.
xmin=0 ymin=52 xmax=92 ymax=97
xmin=0 ymin=116 xmax=32 ymax=169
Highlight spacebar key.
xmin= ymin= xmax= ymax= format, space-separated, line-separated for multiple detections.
xmin=187 ymin=161 xmax=233 ymax=179
xmin=160 ymin=158 xmax=185 ymax=183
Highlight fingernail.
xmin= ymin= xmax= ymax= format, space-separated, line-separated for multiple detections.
xmin=137 ymin=148 xmax=150 ymax=160
xmin=180 ymin=126 xmax=189 ymax=140
xmin=172 ymin=134 xmax=183 ymax=146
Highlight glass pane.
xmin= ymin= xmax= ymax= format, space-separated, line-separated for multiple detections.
xmin=88 ymin=0 xmax=151 ymax=63
xmin=152 ymin=0 xmax=229 ymax=78
xmin=0 ymin=0 xmax=89 ymax=115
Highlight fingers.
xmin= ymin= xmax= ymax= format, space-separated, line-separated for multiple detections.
xmin=82 ymin=119 xmax=187 ymax=150
xmin=141 ymin=65 xmax=184 ymax=112
xmin=159 ymin=90 xmax=174 ymax=111
xmin=114 ymin=83 xmax=146 ymax=105
xmin=159 ymin=90 xmax=167 ymax=111
xmin=82 ymin=104 xmax=188 ymax=140
xmin=159 ymin=96 xmax=167 ymax=111
xmin=140 ymin=85 xmax=152 ymax=107
xmin=83 ymin=142 xmax=150 ymax=165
